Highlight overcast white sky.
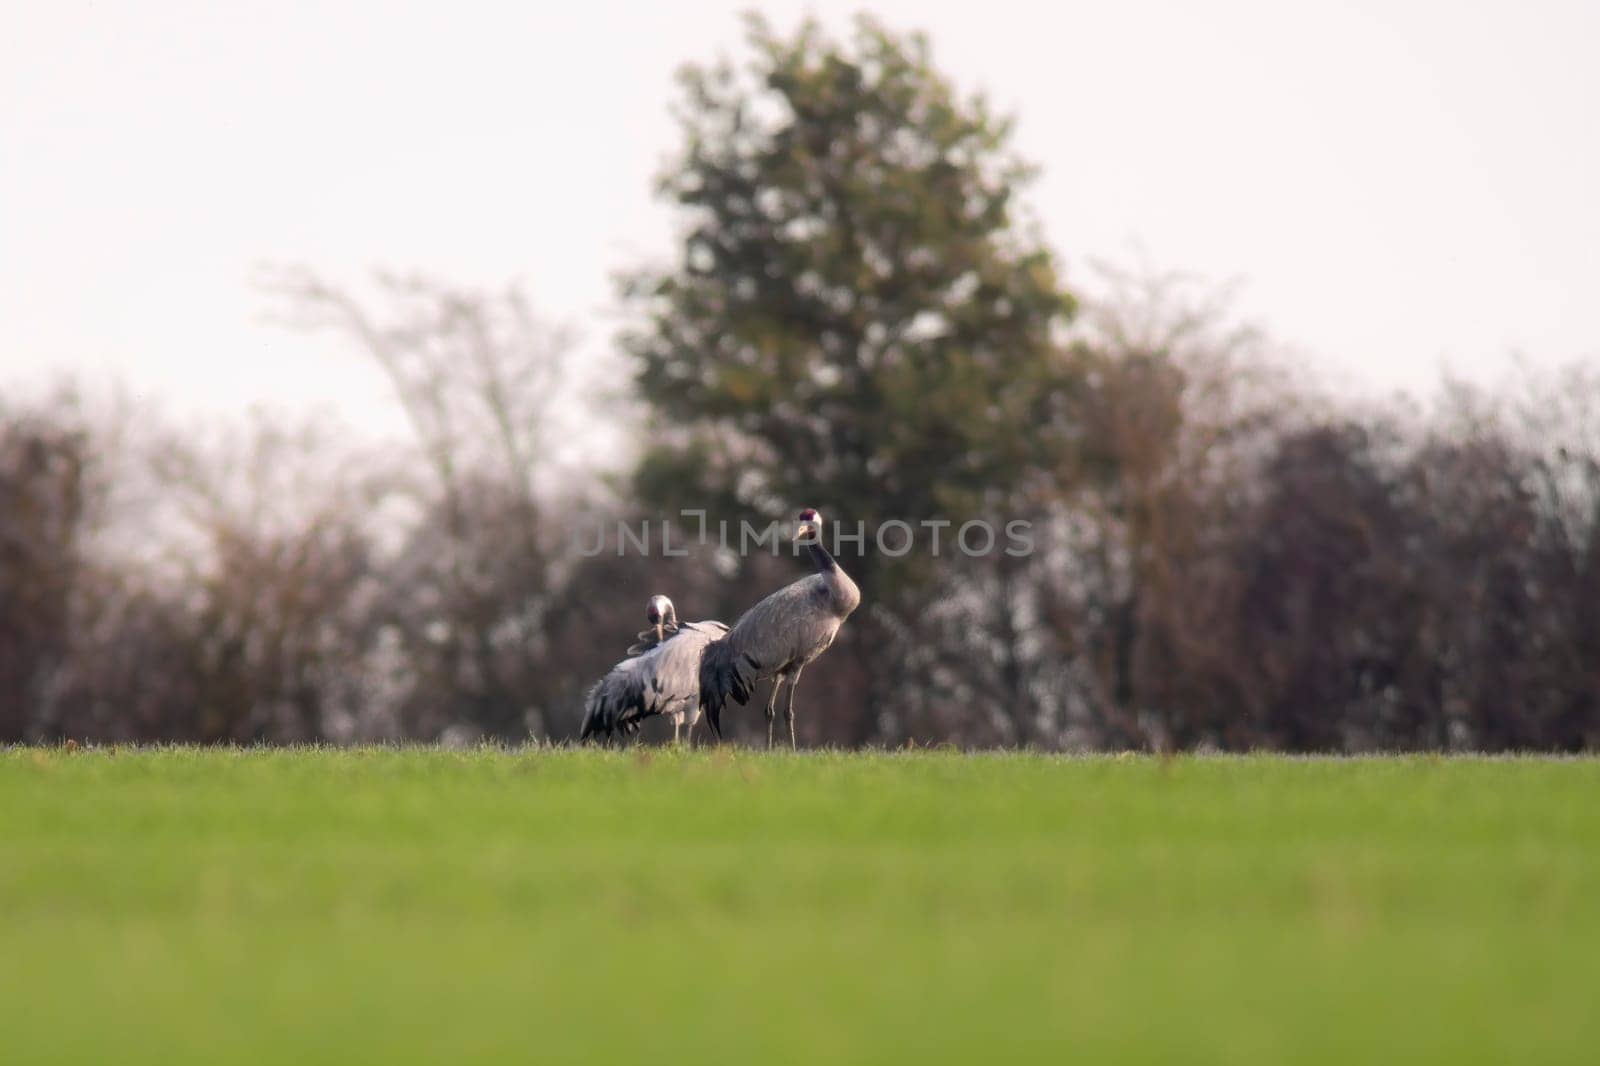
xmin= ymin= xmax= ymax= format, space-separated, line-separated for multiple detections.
xmin=3 ymin=0 xmax=1596 ymax=438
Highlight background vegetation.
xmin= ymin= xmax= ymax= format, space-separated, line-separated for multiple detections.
xmin=4 ymin=16 xmax=1597 ymax=750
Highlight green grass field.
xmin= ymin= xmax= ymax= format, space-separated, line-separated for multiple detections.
xmin=2 ymin=748 xmax=1598 ymax=1063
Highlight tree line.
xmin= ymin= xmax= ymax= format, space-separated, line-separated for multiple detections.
xmin=4 ymin=15 xmax=1596 ymax=749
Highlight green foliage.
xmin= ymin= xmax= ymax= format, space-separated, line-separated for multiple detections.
xmin=623 ymin=15 xmax=1081 ymax=592
xmin=4 ymin=748 xmax=1600 ymax=1063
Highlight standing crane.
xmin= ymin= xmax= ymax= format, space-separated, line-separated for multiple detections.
xmin=699 ymin=508 xmax=861 ymax=748
xmin=579 ymin=595 xmax=728 ymax=745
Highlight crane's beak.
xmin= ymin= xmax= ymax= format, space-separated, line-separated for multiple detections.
xmin=654 ymin=623 xmax=664 ymax=644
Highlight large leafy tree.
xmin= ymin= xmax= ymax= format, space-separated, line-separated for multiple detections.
xmin=623 ymin=14 xmax=1082 ymax=612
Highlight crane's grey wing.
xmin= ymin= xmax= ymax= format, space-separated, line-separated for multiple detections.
xmin=698 ymin=580 xmax=820 ymax=736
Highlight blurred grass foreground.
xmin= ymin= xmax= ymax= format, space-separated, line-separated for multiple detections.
xmin=2 ymin=747 xmax=1598 ymax=1064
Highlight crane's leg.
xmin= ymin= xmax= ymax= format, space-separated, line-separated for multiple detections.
xmin=672 ymin=716 xmax=681 ymax=745
xmin=784 ymin=667 xmax=804 ymax=751
xmin=764 ymin=680 xmax=782 ymax=750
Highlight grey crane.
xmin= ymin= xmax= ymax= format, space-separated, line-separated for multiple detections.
xmin=579 ymin=595 xmax=728 ymax=745
xmin=699 ymin=508 xmax=861 ymax=748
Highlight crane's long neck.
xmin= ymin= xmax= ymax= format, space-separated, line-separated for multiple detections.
xmin=807 ymin=541 xmax=838 ymax=574
xmin=807 ymin=537 xmax=860 ymax=617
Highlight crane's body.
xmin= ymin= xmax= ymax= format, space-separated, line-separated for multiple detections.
xmin=700 ymin=509 xmax=860 ymax=747
xmin=579 ymin=597 xmax=727 ymax=745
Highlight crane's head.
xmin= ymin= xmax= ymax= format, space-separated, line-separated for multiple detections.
xmin=646 ymin=594 xmax=676 ymax=641
xmin=793 ymin=508 xmax=824 ymax=544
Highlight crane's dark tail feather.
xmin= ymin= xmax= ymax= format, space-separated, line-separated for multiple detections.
xmin=698 ymin=638 xmax=754 ymax=740
xmin=578 ymin=683 xmax=606 ymax=743
xmin=579 ymin=672 xmax=650 ymax=744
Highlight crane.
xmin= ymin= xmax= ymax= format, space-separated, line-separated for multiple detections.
xmin=579 ymin=595 xmax=728 ymax=745
xmin=699 ymin=508 xmax=860 ymax=748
